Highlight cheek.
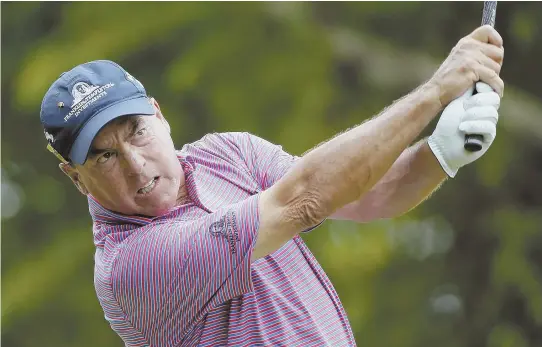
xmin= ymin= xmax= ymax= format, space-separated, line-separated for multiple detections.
xmin=150 ymin=132 xmax=177 ymax=161
xmin=148 ymin=136 xmax=182 ymax=184
xmin=156 ymin=126 xmax=174 ymax=146
xmin=84 ymin=170 xmax=130 ymax=201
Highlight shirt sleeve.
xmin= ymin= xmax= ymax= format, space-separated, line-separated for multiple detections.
xmin=217 ymin=132 xmax=324 ymax=232
xmin=201 ymin=132 xmax=324 ymax=233
xmin=109 ymin=194 xmax=260 ymax=345
xmin=243 ymin=132 xmax=301 ymax=191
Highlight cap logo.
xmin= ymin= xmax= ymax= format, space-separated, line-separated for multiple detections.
xmin=71 ymin=82 xmax=98 ymax=106
xmin=63 ymin=81 xmax=115 ymax=122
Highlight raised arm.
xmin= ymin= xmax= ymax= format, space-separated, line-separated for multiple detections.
xmin=253 ymin=25 xmax=504 ymax=261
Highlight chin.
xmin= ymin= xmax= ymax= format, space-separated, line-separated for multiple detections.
xmin=145 ymin=199 xmax=178 ymax=217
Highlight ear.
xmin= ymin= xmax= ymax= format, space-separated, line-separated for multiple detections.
xmin=59 ymin=162 xmax=89 ymax=196
xmin=150 ymin=97 xmax=171 ymax=134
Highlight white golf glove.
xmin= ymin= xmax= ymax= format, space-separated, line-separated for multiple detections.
xmin=428 ymin=82 xmax=501 ymax=178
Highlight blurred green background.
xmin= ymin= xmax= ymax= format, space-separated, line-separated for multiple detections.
xmin=2 ymin=2 xmax=542 ymax=347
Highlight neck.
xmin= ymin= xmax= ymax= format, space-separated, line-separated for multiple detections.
xmin=176 ymin=183 xmax=190 ymax=206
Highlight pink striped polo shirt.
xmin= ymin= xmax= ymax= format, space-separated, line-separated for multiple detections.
xmin=91 ymin=132 xmax=355 ymax=346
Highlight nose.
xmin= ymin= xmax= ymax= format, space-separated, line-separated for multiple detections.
xmin=122 ymin=149 xmax=146 ymax=176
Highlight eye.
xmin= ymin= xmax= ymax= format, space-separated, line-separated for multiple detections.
xmin=135 ymin=127 xmax=147 ymax=136
xmin=97 ymin=151 xmax=114 ymax=164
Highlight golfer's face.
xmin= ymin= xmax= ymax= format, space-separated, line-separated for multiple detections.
xmin=75 ymin=112 xmax=183 ymax=217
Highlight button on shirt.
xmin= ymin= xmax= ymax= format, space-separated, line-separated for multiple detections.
xmin=92 ymin=132 xmax=355 ymax=346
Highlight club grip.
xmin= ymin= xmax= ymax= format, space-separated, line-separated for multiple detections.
xmin=481 ymin=1 xmax=497 ymax=27
xmin=464 ymin=1 xmax=497 ymax=152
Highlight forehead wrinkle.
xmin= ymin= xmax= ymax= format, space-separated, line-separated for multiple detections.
xmin=91 ymin=116 xmax=142 ymax=150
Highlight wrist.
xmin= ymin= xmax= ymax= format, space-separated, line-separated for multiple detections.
xmin=418 ymin=81 xmax=445 ymax=113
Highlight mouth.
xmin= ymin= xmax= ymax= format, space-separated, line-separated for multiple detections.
xmin=138 ymin=176 xmax=159 ymax=195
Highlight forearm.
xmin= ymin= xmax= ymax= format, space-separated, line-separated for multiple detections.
xmin=255 ymin=25 xmax=503 ymax=259
xmin=333 ymin=139 xmax=447 ymax=223
xmin=279 ymin=84 xmax=443 ymax=222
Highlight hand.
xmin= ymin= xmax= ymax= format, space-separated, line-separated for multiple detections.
xmin=428 ymin=82 xmax=500 ymax=178
xmin=427 ymin=25 xmax=504 ymax=108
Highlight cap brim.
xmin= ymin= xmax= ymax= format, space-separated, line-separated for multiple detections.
xmin=69 ymin=96 xmax=155 ymax=165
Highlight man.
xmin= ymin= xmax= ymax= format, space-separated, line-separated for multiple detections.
xmin=40 ymin=25 xmax=503 ymax=346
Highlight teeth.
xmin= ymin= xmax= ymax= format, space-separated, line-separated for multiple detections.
xmin=139 ymin=178 xmax=156 ymax=194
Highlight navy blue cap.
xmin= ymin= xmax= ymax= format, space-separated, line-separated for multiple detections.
xmin=40 ymin=60 xmax=155 ymax=165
